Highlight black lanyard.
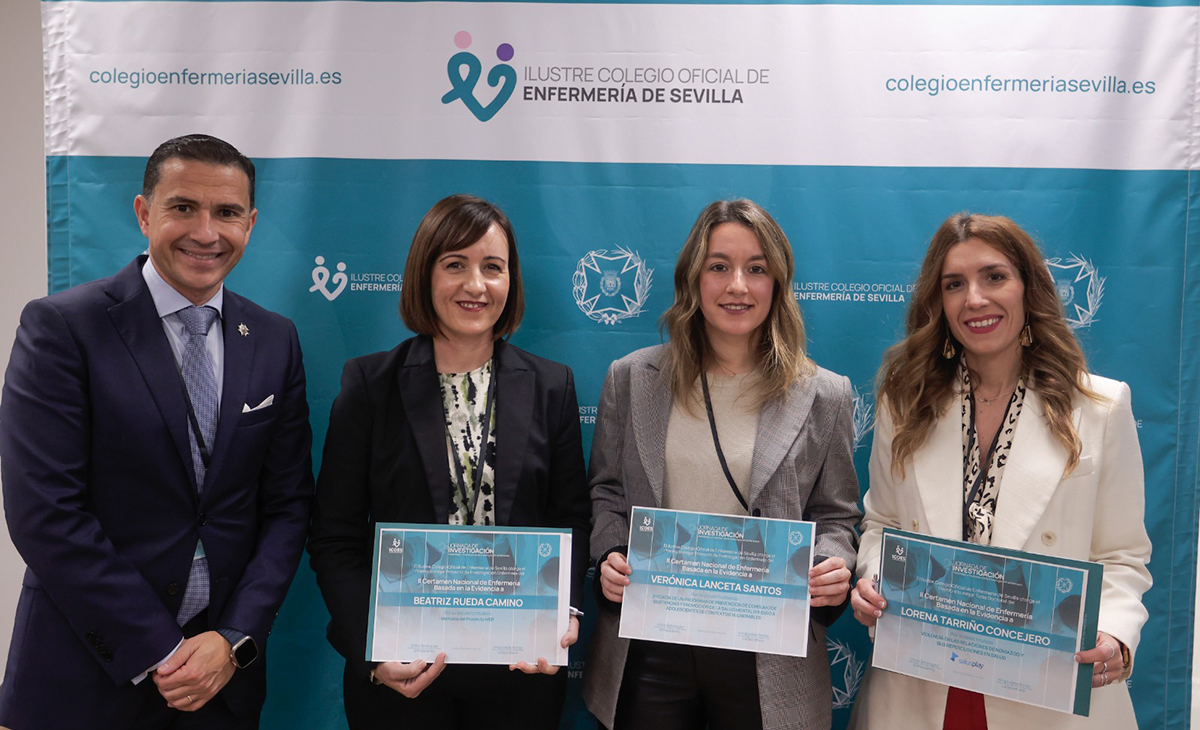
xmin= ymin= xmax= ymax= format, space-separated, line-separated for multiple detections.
xmin=175 ymin=352 xmax=214 ymax=474
xmin=700 ymin=372 xmax=749 ymax=512
xmin=180 ymin=384 xmax=213 ymax=472
xmin=450 ymin=360 xmax=498 ymax=525
xmin=962 ymin=391 xmax=1014 ymax=540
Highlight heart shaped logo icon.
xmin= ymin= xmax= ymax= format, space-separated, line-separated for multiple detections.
xmin=441 ymin=34 xmax=516 ymax=123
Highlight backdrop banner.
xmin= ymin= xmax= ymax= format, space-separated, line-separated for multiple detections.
xmin=41 ymin=1 xmax=1199 ymax=728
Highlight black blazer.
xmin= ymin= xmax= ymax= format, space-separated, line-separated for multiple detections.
xmin=308 ymin=335 xmax=590 ymax=679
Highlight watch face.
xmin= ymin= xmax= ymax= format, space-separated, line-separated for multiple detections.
xmin=232 ymin=637 xmax=258 ymax=668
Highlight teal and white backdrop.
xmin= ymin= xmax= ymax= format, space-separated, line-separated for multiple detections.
xmin=41 ymin=0 xmax=1199 ymax=727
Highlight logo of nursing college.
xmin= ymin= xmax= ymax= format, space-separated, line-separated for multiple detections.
xmin=442 ymin=31 xmax=517 ymax=122
xmin=538 ymin=542 xmax=553 ymax=558
xmin=827 ymin=638 xmax=865 ymax=709
xmin=1056 ymin=577 xmax=1073 ymax=594
xmin=311 ymin=256 xmax=348 ymax=301
xmin=573 ymin=247 xmax=654 ymax=325
xmin=852 ymin=386 xmax=875 ymax=451
xmin=1045 ymin=254 xmax=1104 ymax=329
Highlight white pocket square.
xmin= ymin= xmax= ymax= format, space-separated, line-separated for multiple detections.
xmin=242 ymin=395 xmax=275 ymax=413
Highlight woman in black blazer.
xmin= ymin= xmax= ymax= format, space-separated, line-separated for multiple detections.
xmin=308 ymin=194 xmax=590 ymax=729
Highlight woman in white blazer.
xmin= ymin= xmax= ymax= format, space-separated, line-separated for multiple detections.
xmin=848 ymin=213 xmax=1151 ymax=729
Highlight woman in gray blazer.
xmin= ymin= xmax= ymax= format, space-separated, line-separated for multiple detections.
xmin=583 ymin=199 xmax=862 ymax=730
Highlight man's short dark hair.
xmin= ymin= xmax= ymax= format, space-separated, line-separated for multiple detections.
xmin=142 ymin=134 xmax=256 ymax=208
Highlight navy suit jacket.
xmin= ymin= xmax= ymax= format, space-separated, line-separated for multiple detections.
xmin=0 ymin=256 xmax=313 ymax=729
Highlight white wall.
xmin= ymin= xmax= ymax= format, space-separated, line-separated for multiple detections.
xmin=0 ymin=0 xmax=48 ymax=669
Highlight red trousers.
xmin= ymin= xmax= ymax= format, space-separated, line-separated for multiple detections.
xmin=943 ymin=688 xmax=987 ymax=730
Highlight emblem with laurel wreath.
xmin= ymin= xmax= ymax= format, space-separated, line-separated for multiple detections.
xmin=573 ymin=247 xmax=654 ymax=325
xmin=852 ymin=387 xmax=875 ymax=451
xmin=827 ymin=637 xmax=866 ymax=709
xmin=1044 ymin=254 xmax=1104 ymax=330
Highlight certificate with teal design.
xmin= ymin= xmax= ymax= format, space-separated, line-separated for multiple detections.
xmin=873 ymin=529 xmax=1103 ymax=716
xmin=366 ymin=523 xmax=572 ymax=665
xmin=619 ymin=507 xmax=815 ymax=656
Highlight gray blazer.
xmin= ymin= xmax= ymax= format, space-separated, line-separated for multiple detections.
xmin=583 ymin=345 xmax=862 ymax=730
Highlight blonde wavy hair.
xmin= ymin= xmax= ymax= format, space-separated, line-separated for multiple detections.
xmin=662 ymin=199 xmax=815 ymax=410
xmin=878 ymin=213 xmax=1096 ymax=477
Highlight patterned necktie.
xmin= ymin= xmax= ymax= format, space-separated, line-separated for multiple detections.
xmin=175 ymin=305 xmax=218 ymax=625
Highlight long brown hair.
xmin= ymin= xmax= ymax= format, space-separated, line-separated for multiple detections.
xmin=878 ymin=213 xmax=1095 ymax=476
xmin=662 ymin=199 xmax=814 ymax=409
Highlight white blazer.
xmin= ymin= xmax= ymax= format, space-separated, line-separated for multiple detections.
xmin=850 ymin=374 xmax=1152 ymax=730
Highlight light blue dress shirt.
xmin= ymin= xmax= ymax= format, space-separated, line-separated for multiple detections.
xmin=141 ymin=259 xmax=225 ymax=402
xmin=134 ymin=258 xmax=246 ymax=683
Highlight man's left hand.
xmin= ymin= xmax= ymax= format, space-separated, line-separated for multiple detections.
xmin=153 ymin=631 xmax=235 ymax=711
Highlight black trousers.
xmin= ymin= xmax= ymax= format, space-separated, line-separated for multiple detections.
xmin=611 ymin=640 xmax=763 ymax=730
xmin=128 ymin=611 xmax=257 ymax=730
xmin=343 ymin=662 xmax=567 ymax=730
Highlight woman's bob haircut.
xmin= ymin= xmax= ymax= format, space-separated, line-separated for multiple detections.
xmin=399 ymin=194 xmax=524 ymax=339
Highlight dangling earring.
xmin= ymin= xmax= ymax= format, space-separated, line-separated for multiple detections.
xmin=1019 ymin=317 xmax=1033 ymax=347
xmin=942 ymin=336 xmax=956 ymax=360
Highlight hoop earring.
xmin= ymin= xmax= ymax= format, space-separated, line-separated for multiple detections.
xmin=942 ymin=336 xmax=957 ymax=360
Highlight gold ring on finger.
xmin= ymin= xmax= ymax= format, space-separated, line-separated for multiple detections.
xmin=186 ymin=695 xmax=193 ymax=703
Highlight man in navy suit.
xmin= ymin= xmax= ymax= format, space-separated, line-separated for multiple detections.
xmin=0 ymin=134 xmax=313 ymax=729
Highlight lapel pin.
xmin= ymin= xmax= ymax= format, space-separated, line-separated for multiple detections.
xmin=238 ymin=323 xmax=250 ymax=337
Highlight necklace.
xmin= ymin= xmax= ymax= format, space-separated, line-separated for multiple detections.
xmin=974 ymin=382 xmax=1016 ymax=406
